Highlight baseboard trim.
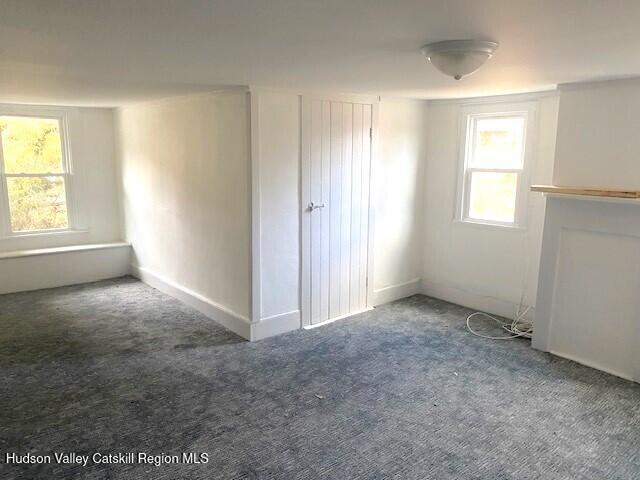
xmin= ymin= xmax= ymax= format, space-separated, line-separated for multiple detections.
xmin=252 ymin=310 xmax=301 ymax=341
xmin=548 ymin=349 xmax=634 ymax=383
xmin=421 ymin=279 xmax=535 ymax=322
xmin=373 ymin=278 xmax=422 ymax=306
xmin=130 ymin=264 xmax=252 ymax=340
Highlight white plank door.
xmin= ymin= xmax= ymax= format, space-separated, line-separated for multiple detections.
xmin=302 ymin=98 xmax=373 ymax=326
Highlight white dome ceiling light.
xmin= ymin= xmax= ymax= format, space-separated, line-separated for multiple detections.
xmin=421 ymin=40 xmax=499 ymax=80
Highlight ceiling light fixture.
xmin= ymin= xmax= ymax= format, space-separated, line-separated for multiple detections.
xmin=421 ymin=40 xmax=499 ymax=80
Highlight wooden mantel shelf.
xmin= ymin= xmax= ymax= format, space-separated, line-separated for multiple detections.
xmin=531 ymin=185 xmax=640 ymax=199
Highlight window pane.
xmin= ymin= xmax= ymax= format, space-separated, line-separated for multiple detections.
xmin=0 ymin=116 xmax=64 ymax=174
xmin=468 ymin=171 xmax=517 ymax=223
xmin=6 ymin=176 xmax=69 ymax=232
xmin=470 ymin=116 xmax=525 ymax=168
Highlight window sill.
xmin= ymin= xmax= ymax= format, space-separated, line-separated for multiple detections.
xmin=0 ymin=242 xmax=130 ymax=260
xmin=453 ymin=219 xmax=527 ymax=232
xmin=0 ymin=228 xmax=89 ymax=240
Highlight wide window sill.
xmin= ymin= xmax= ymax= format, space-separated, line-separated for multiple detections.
xmin=0 ymin=242 xmax=130 ymax=260
xmin=453 ymin=219 xmax=527 ymax=232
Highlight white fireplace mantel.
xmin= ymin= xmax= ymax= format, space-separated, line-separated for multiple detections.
xmin=541 ymin=192 xmax=640 ymax=205
xmin=532 ymin=192 xmax=640 ymax=383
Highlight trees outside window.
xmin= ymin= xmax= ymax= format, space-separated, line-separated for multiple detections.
xmin=0 ymin=115 xmax=71 ymax=233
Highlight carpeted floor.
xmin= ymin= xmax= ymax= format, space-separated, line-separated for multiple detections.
xmin=0 ymin=277 xmax=638 ymax=479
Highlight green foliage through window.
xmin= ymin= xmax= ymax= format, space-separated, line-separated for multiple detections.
xmin=0 ymin=116 xmax=69 ymax=232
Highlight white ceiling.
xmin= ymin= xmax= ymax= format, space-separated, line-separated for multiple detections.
xmin=2 ymin=0 xmax=640 ymax=106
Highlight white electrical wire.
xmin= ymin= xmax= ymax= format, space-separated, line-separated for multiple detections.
xmin=466 ymin=194 xmax=538 ymax=340
xmin=466 ymin=300 xmax=533 ymax=340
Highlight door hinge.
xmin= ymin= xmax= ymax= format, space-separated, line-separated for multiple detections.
xmin=369 ymin=127 xmax=372 ymax=140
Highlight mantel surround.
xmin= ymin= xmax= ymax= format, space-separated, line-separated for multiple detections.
xmin=533 ymin=191 xmax=640 ymax=383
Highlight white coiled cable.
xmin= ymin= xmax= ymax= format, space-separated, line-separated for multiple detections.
xmin=466 ymin=301 xmax=533 ymax=340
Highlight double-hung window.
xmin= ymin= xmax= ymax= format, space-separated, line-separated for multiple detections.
xmin=0 ymin=110 xmax=74 ymax=236
xmin=457 ymin=102 xmax=536 ymax=228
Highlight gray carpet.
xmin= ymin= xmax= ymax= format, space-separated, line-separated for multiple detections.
xmin=0 ymin=277 xmax=638 ymax=479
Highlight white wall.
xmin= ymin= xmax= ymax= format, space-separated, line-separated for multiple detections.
xmin=0 ymin=106 xmax=127 ymax=294
xmin=373 ymin=98 xmax=427 ymax=304
xmin=422 ymin=94 xmax=559 ymax=318
xmin=252 ymin=91 xmax=300 ymax=326
xmin=116 ymin=91 xmax=251 ymax=324
xmin=250 ymin=91 xmax=429 ymax=337
xmin=532 ymin=78 xmax=640 ymax=382
xmin=0 ymin=107 xmax=122 ymax=253
xmin=554 ymin=78 xmax=640 ymax=190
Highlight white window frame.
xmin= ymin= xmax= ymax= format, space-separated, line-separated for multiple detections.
xmin=0 ymin=105 xmax=79 ymax=238
xmin=455 ymin=101 xmax=537 ymax=229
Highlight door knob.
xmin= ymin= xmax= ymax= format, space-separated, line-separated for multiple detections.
xmin=308 ymin=201 xmax=326 ymax=211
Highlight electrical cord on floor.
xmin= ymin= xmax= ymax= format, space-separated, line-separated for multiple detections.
xmin=467 ymin=220 xmax=536 ymax=340
xmin=466 ymin=299 xmax=533 ymax=340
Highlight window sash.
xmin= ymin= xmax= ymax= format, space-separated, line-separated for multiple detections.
xmin=465 ymin=112 xmax=527 ymax=169
xmin=467 ymin=113 xmax=527 ymax=170
xmin=462 ymin=170 xmax=522 ymax=226
xmin=3 ymin=172 xmax=68 ymax=178
xmin=0 ymin=112 xmax=74 ymax=236
xmin=1 ymin=174 xmax=71 ymax=235
xmin=465 ymin=166 xmax=523 ymax=174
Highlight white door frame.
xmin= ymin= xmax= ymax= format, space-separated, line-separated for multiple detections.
xmin=300 ymin=94 xmax=379 ymax=328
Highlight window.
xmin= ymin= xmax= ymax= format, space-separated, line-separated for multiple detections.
xmin=0 ymin=112 xmax=73 ymax=235
xmin=457 ymin=102 xmax=535 ymax=228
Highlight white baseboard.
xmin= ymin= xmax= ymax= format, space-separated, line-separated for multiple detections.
xmin=252 ymin=310 xmax=301 ymax=341
xmin=548 ymin=349 xmax=634 ymax=383
xmin=303 ymin=307 xmax=373 ymax=330
xmin=130 ymin=264 xmax=252 ymax=340
xmin=373 ymin=278 xmax=422 ymax=306
xmin=0 ymin=243 xmax=131 ymax=295
xmin=421 ymin=279 xmax=535 ymax=322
